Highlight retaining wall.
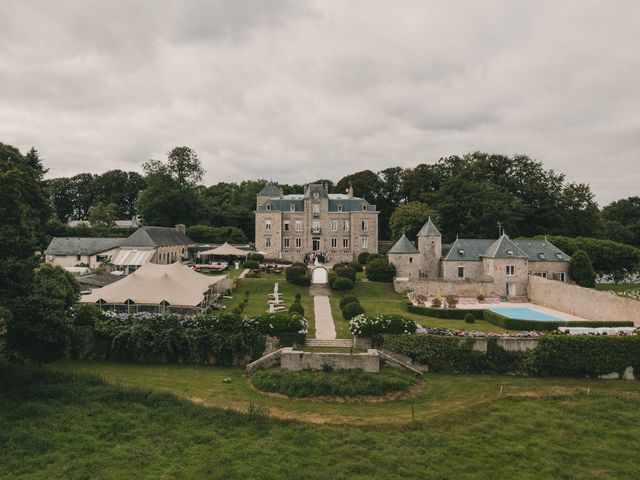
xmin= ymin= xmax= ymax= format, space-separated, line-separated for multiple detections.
xmin=280 ymin=348 xmax=380 ymax=372
xmin=528 ymin=275 xmax=640 ymax=326
xmin=395 ymin=278 xmax=494 ymax=296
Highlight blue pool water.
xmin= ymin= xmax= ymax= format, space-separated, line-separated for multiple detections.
xmin=489 ymin=307 xmax=565 ymax=321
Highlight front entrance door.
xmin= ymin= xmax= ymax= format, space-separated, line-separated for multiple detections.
xmin=312 ymin=237 xmax=321 ymax=251
xmin=506 ymin=283 xmax=515 ymax=297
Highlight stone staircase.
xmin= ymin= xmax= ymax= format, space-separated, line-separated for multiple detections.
xmin=305 ymin=338 xmax=355 ymax=348
xmin=377 ymin=348 xmax=427 ymax=376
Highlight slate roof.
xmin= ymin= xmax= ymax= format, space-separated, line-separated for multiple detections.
xmin=481 ymin=235 xmax=528 ymax=259
xmin=513 ymin=239 xmax=571 ymax=262
xmin=45 ymin=237 xmax=124 ymax=256
xmin=256 ymin=192 xmax=376 ymax=212
xmin=388 ymin=235 xmax=419 ymax=254
xmin=120 ymin=226 xmax=194 ymax=247
xmin=417 ymin=218 xmax=441 ymax=237
xmin=304 ymin=183 xmax=329 ymax=198
xmin=442 ymin=239 xmax=495 ymax=261
xmin=258 ymin=182 xmax=281 ymax=197
xmin=77 ymin=272 xmax=124 ymax=288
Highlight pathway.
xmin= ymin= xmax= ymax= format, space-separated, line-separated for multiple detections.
xmin=313 ymin=295 xmax=336 ymax=340
xmin=237 ymin=268 xmax=250 ymax=279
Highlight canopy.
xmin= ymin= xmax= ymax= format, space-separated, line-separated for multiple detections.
xmin=79 ymin=261 xmax=225 ymax=307
xmin=198 ymin=242 xmax=251 ymax=257
xmin=112 ymin=248 xmax=155 ymax=267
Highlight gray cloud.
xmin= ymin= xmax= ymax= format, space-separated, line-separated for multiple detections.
xmin=0 ymin=0 xmax=638 ymax=205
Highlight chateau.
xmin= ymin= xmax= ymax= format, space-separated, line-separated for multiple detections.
xmin=255 ymin=182 xmax=378 ymax=263
xmin=389 ymin=218 xmax=571 ymax=299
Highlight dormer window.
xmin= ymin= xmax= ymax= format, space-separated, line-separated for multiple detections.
xmin=506 ymin=249 xmax=514 ymax=256
xmin=538 ymin=253 xmax=546 ymax=259
xmin=337 ymin=204 xmax=343 ymax=212
xmin=362 ymin=204 xmax=367 ymax=211
xmin=458 ymin=249 xmax=464 ymax=256
xmin=313 ymin=191 xmax=319 ymax=199
xmin=555 ymin=253 xmax=563 ymax=259
xmin=266 ymin=204 xmax=272 ymax=211
xmin=290 ymin=204 xmax=295 ymax=212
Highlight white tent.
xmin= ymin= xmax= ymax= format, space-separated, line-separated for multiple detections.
xmin=80 ymin=262 xmax=226 ymax=308
xmin=198 ymin=242 xmax=251 ymax=257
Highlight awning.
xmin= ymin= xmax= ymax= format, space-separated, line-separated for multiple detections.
xmin=112 ymin=249 xmax=155 ymax=266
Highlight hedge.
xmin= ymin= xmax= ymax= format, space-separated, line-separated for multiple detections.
xmin=339 ymin=295 xmax=359 ymax=310
xmin=483 ymin=309 xmax=634 ymax=331
xmin=342 ymin=302 xmax=365 ymax=320
xmin=332 ymin=277 xmax=354 ymax=291
xmin=285 ymin=264 xmax=311 ymax=286
xmin=407 ymin=304 xmax=486 ymax=320
xmin=382 ymin=334 xmax=640 ymax=377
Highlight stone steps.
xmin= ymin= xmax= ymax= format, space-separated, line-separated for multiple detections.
xmin=305 ymin=338 xmax=355 ymax=348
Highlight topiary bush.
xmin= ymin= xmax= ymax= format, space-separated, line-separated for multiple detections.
xmin=289 ymin=302 xmax=305 ymax=316
xmin=365 ymin=258 xmax=396 ymax=283
xmin=241 ymin=259 xmax=260 ymax=269
xmin=357 ymin=252 xmax=370 ymax=265
xmin=339 ymin=294 xmax=359 ymax=310
xmin=247 ymin=252 xmax=264 ymax=262
xmin=285 ymin=264 xmax=311 ymax=286
xmin=332 ymin=277 xmax=354 ymax=291
xmin=342 ymin=301 xmax=365 ymax=320
xmin=334 ymin=265 xmax=356 ymax=283
xmin=350 ymin=261 xmax=363 ymax=272
xmin=464 ymin=313 xmax=475 ymax=323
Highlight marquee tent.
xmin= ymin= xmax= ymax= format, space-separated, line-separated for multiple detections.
xmin=198 ymin=242 xmax=251 ymax=257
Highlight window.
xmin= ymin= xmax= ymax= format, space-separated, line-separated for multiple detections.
xmin=557 ymin=272 xmax=566 ymax=282
xmin=457 ymin=266 xmax=464 ymax=279
xmin=361 ymin=237 xmax=368 ymax=249
xmin=331 ymin=220 xmax=338 ymax=231
xmin=536 ymin=272 xmax=547 ymax=278
xmin=265 ymin=237 xmax=271 ymax=248
xmin=409 ymin=257 xmax=413 ymax=263
xmin=343 ymin=220 xmax=350 ymax=231
xmin=485 ymin=263 xmax=491 ymax=276
xmin=312 ymin=221 xmax=320 ymax=233
xmin=265 ymin=220 xmax=271 ymax=231
xmin=283 ymin=238 xmax=290 ymax=248
xmin=266 ymin=204 xmax=271 ymax=211
xmin=295 ymin=221 xmax=302 ymax=231
xmin=458 ymin=248 xmax=464 ymax=256
xmin=538 ymin=253 xmax=546 ymax=260
xmin=295 ymin=237 xmax=302 ymax=248
xmin=331 ymin=238 xmax=337 ymax=248
xmin=506 ymin=249 xmax=514 ymax=256
xmin=362 ymin=204 xmax=367 ymax=211
xmin=506 ymin=265 xmax=515 ymax=276
xmin=76 ymin=255 xmax=82 ymax=261
xmin=361 ymin=220 xmax=368 ymax=231
xmin=290 ymin=204 xmax=296 ymax=212
xmin=312 ymin=204 xmax=320 ymax=216
xmin=343 ymin=238 xmax=350 ymax=248
xmin=337 ymin=204 xmax=343 ymax=212
xmin=284 ymin=221 xmax=290 ymax=231
xmin=555 ymin=252 xmax=563 ymax=260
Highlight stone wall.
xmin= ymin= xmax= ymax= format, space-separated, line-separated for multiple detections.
xmin=280 ymin=348 xmax=380 ymax=372
xmin=395 ymin=278 xmax=495 ymax=296
xmin=388 ymin=252 xmax=419 ymax=280
xmin=528 ymin=275 xmax=640 ymax=326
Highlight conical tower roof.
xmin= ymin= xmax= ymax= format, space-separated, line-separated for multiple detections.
xmin=417 ymin=217 xmax=441 ymax=237
xmin=388 ymin=234 xmax=419 ymax=254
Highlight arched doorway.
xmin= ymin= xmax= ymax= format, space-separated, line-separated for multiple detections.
xmin=311 ymin=266 xmax=328 ymax=284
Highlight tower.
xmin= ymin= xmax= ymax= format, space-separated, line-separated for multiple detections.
xmin=416 ymin=217 xmax=442 ymax=278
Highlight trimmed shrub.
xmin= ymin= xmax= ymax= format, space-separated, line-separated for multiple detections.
xmin=334 ymin=265 xmax=356 ymax=283
xmin=464 ymin=313 xmax=475 ymax=324
xmin=241 ymin=259 xmax=260 ymax=269
xmin=357 ymin=252 xmax=370 ymax=265
xmin=294 ymin=292 xmax=301 ymax=302
xmin=365 ymin=253 xmax=382 ymax=264
xmin=339 ymin=294 xmax=359 ymax=310
xmin=332 ymin=277 xmax=354 ymax=291
xmin=445 ymin=295 xmax=459 ymax=309
xmin=247 ymin=252 xmax=264 ymax=262
xmin=365 ymin=258 xmax=396 ymax=283
xmin=285 ymin=264 xmax=311 ymax=286
xmin=289 ymin=302 xmax=305 ymax=316
xmin=349 ymin=314 xmax=418 ymax=336
xmin=255 ymin=313 xmax=308 ymax=334
xmin=350 ymin=261 xmax=363 ymax=272
xmin=251 ymin=369 xmax=416 ymax=397
xmin=569 ymin=250 xmax=597 ymax=288
xmin=407 ymin=304 xmax=486 ymax=320
xmin=342 ymin=301 xmax=365 ymax=320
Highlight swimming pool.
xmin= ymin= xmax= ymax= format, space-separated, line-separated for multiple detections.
xmin=488 ymin=307 xmax=566 ymax=321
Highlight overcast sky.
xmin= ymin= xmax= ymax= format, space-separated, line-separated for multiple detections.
xmin=1 ymin=1 xmax=639 ymax=205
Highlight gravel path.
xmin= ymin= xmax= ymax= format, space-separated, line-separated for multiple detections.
xmin=313 ymin=295 xmax=336 ymax=339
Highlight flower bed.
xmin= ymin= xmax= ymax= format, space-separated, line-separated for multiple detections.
xmin=349 ymin=314 xmax=418 ymax=336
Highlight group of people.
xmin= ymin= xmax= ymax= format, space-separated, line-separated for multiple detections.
xmin=304 ymin=252 xmax=329 ymax=265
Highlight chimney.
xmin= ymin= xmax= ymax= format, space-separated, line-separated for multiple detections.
xmin=175 ymin=224 xmax=186 ymax=234
xmin=347 ymin=181 xmax=354 ymax=198
xmin=279 ymin=186 xmax=284 ymax=199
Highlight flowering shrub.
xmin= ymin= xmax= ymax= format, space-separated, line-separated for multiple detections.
xmin=604 ymin=289 xmax=640 ymax=301
xmin=349 ymin=314 xmax=418 ymax=336
xmin=255 ymin=313 xmax=308 ymax=334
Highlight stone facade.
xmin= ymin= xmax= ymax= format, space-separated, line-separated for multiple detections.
xmin=390 ymin=219 xmax=571 ymax=299
xmin=255 ymin=183 xmax=379 ymax=263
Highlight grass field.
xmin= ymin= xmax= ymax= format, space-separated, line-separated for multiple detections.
xmin=2 ymin=362 xmax=640 ymax=479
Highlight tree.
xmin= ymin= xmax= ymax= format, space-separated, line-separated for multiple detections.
xmin=186 ymin=225 xmax=248 ymax=244
xmin=602 ymin=197 xmax=640 ymax=247
xmin=569 ymin=250 xmax=596 ymax=288
xmin=389 ymin=202 xmax=437 ymax=241
xmin=89 ymin=202 xmax=118 ymax=228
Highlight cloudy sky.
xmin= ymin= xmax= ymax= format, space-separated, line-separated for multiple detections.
xmin=1 ymin=1 xmax=639 ymax=204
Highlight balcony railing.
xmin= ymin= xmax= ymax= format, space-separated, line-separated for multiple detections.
xmin=311 ymin=227 xmax=322 ymax=234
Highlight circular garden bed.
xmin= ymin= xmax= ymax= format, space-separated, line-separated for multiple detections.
xmin=251 ymin=368 xmax=417 ymax=398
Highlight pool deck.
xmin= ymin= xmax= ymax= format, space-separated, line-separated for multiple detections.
xmin=456 ymin=302 xmax=590 ymax=322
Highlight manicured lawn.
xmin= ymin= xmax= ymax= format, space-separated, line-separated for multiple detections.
xmin=330 ymin=279 xmax=506 ymax=335
xmin=2 ymin=362 xmax=640 ymax=479
xmin=222 ymin=273 xmax=316 ymax=337
xmin=596 ymin=283 xmax=640 ymax=292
